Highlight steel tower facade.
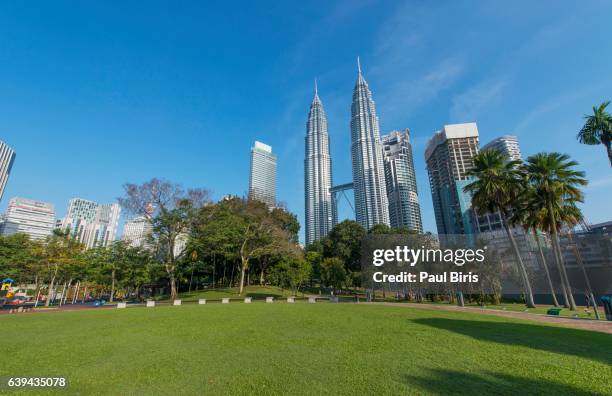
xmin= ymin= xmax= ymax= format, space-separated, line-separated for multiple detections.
xmin=304 ymin=83 xmax=335 ymax=245
xmin=350 ymin=59 xmax=390 ymax=230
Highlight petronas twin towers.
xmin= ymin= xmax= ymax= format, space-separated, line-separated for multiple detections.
xmin=305 ymin=59 xmax=392 ymax=245
xmin=304 ymin=82 xmax=336 ymax=244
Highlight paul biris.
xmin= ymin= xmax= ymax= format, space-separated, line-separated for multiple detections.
xmin=373 ymin=271 xmax=479 ymax=283
xmin=372 ymin=246 xmax=486 ymax=267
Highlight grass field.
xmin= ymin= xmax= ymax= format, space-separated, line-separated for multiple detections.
xmin=3 ymin=303 xmax=611 ymax=395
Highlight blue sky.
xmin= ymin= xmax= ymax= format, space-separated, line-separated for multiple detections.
xmin=1 ymin=0 xmax=611 ymax=242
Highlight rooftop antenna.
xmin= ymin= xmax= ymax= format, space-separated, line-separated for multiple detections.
xmin=314 ymin=78 xmax=318 ymax=95
xmin=357 ymin=56 xmax=362 ymax=73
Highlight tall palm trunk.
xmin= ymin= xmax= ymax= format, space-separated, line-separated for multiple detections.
xmin=500 ymin=212 xmax=536 ymax=308
xmin=546 ymin=201 xmax=577 ymax=310
xmin=567 ymin=232 xmax=600 ymax=320
xmin=549 ymin=233 xmax=570 ymax=308
xmin=533 ymin=228 xmax=559 ymax=307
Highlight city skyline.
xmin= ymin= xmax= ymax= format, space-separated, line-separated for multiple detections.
xmin=1 ymin=1 xmax=611 ymax=243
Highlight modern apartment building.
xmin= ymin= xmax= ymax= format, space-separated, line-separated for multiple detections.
xmin=0 ymin=197 xmax=55 ymax=240
xmin=474 ymin=135 xmax=524 ymax=233
xmin=0 ymin=140 xmax=16 ymax=203
xmin=58 ymin=198 xmax=121 ymax=248
xmin=382 ymin=129 xmax=423 ymax=232
xmin=350 ymin=59 xmax=389 ymax=230
xmin=122 ymin=216 xmax=153 ymax=248
xmin=482 ymin=135 xmax=522 ymax=161
xmin=425 ymin=123 xmax=479 ymax=235
xmin=304 ymin=82 xmax=335 ymax=245
xmin=249 ymin=141 xmax=277 ymax=208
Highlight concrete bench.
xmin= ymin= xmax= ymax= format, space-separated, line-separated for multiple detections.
xmin=222 ymin=298 xmax=230 ymax=304
xmin=173 ymin=300 xmax=182 ymax=306
xmin=287 ymin=297 xmax=295 ymax=303
xmin=266 ymin=297 xmax=274 ymax=303
xmin=308 ymin=297 xmax=316 ymax=303
xmin=244 ymin=297 xmax=252 ymax=303
xmin=198 ymin=299 xmax=207 ymax=305
xmin=117 ymin=302 xmax=127 ymax=309
xmin=146 ymin=300 xmax=155 ymax=308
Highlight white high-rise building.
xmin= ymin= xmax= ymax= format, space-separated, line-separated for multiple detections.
xmin=304 ymin=82 xmax=335 ymax=245
xmin=382 ymin=129 xmax=423 ymax=232
xmin=350 ymin=59 xmax=390 ymax=230
xmin=0 ymin=197 xmax=55 ymax=240
xmin=59 ymin=198 xmax=121 ymax=248
xmin=0 ymin=141 xmax=16 ymax=204
xmin=425 ymin=123 xmax=480 ymax=235
xmin=122 ymin=216 xmax=152 ymax=248
xmin=482 ymin=135 xmax=521 ymax=161
xmin=249 ymin=141 xmax=277 ymax=208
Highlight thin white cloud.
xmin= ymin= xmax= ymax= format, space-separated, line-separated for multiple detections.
xmin=586 ymin=174 xmax=612 ymax=189
xmin=449 ymin=80 xmax=509 ymax=122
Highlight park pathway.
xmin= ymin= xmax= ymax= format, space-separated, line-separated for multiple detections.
xmin=366 ymin=302 xmax=612 ymax=334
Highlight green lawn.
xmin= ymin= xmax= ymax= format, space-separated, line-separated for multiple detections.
xmin=3 ymin=303 xmax=611 ymax=395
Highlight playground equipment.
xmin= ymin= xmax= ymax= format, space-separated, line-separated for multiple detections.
xmin=1 ymin=278 xmax=16 ymax=306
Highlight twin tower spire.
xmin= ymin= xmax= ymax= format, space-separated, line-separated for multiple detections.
xmin=304 ymin=59 xmax=390 ymax=245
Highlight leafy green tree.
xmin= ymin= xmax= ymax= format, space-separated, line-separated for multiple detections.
xmin=270 ymin=206 xmax=300 ymax=243
xmin=43 ymin=229 xmax=85 ymax=306
xmin=268 ymin=256 xmax=311 ymax=294
xmin=0 ymin=233 xmax=33 ymax=280
xmin=523 ymin=152 xmax=587 ymax=310
xmin=464 ymin=149 xmax=536 ymax=308
xmin=305 ymin=241 xmax=323 ymax=286
xmin=577 ymin=101 xmax=612 ymax=166
xmin=192 ymin=197 xmax=300 ymax=295
xmin=323 ymin=220 xmax=365 ymax=273
xmin=511 ymin=187 xmax=560 ymax=307
xmin=368 ymin=224 xmax=392 ymax=235
xmin=321 ymin=257 xmax=347 ymax=292
xmin=119 ymin=178 xmax=209 ymax=300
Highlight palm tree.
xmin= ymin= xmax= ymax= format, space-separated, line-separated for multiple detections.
xmin=464 ymin=149 xmax=536 ymax=308
xmin=577 ymin=101 xmax=612 ymax=166
xmin=555 ymin=203 xmax=601 ymax=319
xmin=511 ymin=194 xmax=560 ymax=307
xmin=523 ymin=152 xmax=588 ymax=311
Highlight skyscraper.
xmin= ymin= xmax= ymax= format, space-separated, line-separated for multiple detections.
xmin=249 ymin=141 xmax=277 ymax=208
xmin=382 ymin=129 xmax=423 ymax=232
xmin=123 ymin=216 xmax=153 ymax=248
xmin=475 ymin=135 xmax=522 ymax=233
xmin=304 ymin=82 xmax=335 ymax=245
xmin=0 ymin=197 xmax=55 ymax=240
xmin=425 ymin=123 xmax=479 ymax=235
xmin=350 ymin=59 xmax=389 ymax=230
xmin=58 ymin=198 xmax=121 ymax=248
xmin=0 ymin=140 xmax=16 ymax=204
xmin=482 ymin=135 xmax=521 ymax=161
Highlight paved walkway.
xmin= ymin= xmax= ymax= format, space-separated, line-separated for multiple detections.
xmin=367 ymin=302 xmax=612 ymax=334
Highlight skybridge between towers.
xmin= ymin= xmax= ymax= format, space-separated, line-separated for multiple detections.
xmin=330 ymin=182 xmax=354 ymax=218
